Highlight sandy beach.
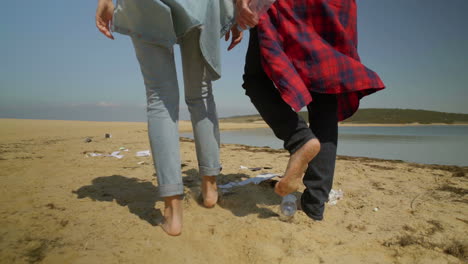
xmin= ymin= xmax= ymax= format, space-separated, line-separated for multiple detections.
xmin=0 ymin=118 xmax=467 ymax=264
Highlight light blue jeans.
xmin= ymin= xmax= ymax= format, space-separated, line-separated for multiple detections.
xmin=131 ymin=29 xmax=221 ymax=197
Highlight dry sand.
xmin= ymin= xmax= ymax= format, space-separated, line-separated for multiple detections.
xmin=0 ymin=118 xmax=467 ymax=264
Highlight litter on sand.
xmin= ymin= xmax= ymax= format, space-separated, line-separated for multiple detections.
xmin=218 ymin=173 xmax=279 ymax=191
xmin=86 ymin=148 xmax=145 ymax=159
xmin=86 ymin=151 xmax=124 ymax=159
xmin=136 ymin=150 xmax=151 ymax=157
xmin=220 ymin=173 xmax=345 ymax=205
xmin=240 ymin=165 xmax=273 ymax=171
xmin=327 ymin=189 xmax=344 ymax=205
xmin=109 ymin=151 xmax=124 ymax=159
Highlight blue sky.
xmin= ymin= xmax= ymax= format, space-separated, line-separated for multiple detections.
xmin=1 ymin=0 xmax=467 ymax=121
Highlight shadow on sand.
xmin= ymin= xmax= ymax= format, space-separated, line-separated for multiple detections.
xmin=182 ymin=168 xmax=282 ymax=219
xmin=73 ymin=175 xmax=163 ymax=226
xmin=73 ymin=169 xmax=286 ymax=225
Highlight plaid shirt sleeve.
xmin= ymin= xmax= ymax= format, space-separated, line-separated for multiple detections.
xmin=257 ymin=0 xmax=385 ymax=121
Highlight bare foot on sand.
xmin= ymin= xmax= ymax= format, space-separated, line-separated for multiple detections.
xmin=275 ymin=139 xmax=320 ymax=196
xmin=201 ymin=176 xmax=218 ymax=208
xmin=161 ymin=195 xmax=183 ymax=236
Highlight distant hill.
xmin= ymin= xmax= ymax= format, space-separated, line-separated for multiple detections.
xmin=221 ymin=109 xmax=468 ymax=124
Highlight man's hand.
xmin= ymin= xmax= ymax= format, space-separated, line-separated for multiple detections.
xmin=96 ymin=0 xmax=115 ymax=39
xmin=225 ymin=25 xmax=243 ymax=51
xmin=235 ymin=0 xmax=258 ymax=30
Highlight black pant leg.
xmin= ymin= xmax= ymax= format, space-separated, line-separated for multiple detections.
xmin=301 ymin=94 xmax=338 ymax=220
xmin=242 ymin=28 xmax=314 ymax=153
xmin=243 ymin=28 xmax=339 ymax=221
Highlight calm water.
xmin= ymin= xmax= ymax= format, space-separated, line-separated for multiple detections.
xmin=181 ymin=125 xmax=468 ymax=166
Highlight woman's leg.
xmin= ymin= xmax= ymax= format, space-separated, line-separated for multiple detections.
xmin=179 ymin=29 xmax=222 ymax=208
xmin=131 ymin=38 xmax=183 ymax=235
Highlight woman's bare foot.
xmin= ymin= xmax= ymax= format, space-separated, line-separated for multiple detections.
xmin=161 ymin=195 xmax=183 ymax=236
xmin=275 ymin=139 xmax=320 ymax=196
xmin=201 ymin=176 xmax=218 ymax=208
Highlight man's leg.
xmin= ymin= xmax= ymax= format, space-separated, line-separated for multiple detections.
xmin=242 ymin=28 xmax=320 ymax=196
xmin=301 ymin=94 xmax=338 ymax=221
xmin=243 ymin=28 xmax=313 ymax=153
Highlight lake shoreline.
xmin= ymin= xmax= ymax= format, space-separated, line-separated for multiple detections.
xmin=2 ymin=118 xmax=468 ymax=134
xmin=219 ymin=120 xmax=468 ymax=128
xmin=181 ymin=136 xmax=468 ymax=170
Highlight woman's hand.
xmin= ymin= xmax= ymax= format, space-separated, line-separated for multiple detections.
xmin=96 ymin=0 xmax=115 ymax=39
xmin=225 ymin=25 xmax=243 ymax=51
xmin=235 ymin=0 xmax=258 ymax=30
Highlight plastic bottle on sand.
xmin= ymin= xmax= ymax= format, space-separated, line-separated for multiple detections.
xmin=279 ymin=194 xmax=297 ymax=221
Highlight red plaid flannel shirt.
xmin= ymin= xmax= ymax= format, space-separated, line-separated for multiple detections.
xmin=257 ymin=0 xmax=385 ymax=121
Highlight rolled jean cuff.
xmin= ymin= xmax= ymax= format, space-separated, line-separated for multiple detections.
xmin=286 ymin=129 xmax=316 ymax=155
xmin=159 ymin=183 xmax=184 ymax=197
xmin=199 ymin=165 xmax=222 ymax=176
